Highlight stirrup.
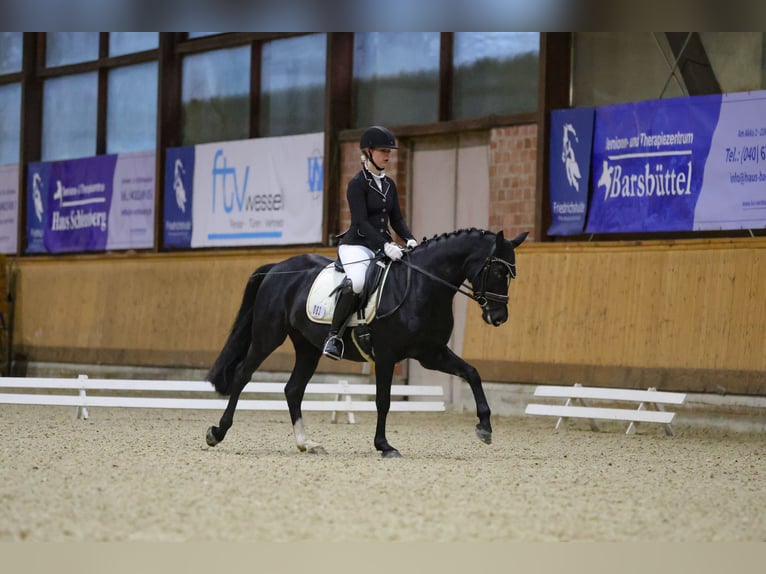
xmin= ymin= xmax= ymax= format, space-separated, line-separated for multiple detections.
xmin=322 ymin=335 xmax=344 ymax=360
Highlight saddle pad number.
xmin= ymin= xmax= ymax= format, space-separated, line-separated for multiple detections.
xmin=310 ymin=303 xmax=327 ymax=319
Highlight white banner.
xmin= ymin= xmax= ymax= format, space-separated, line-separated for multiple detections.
xmin=105 ymin=150 xmax=156 ymax=250
xmin=694 ymin=91 xmax=766 ymax=230
xmin=0 ymin=164 xmax=19 ymax=254
xmin=191 ymin=132 xmax=324 ymax=247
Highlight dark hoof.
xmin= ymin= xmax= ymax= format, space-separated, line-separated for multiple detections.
xmin=206 ymin=427 xmax=220 ymax=447
xmin=475 ymin=426 xmax=492 ymax=445
xmin=381 ymin=449 xmax=402 ymax=459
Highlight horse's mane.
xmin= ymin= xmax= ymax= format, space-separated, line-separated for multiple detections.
xmin=412 ymin=227 xmax=493 ymax=251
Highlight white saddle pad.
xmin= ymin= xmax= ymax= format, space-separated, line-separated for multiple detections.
xmin=306 ymin=261 xmax=391 ymax=325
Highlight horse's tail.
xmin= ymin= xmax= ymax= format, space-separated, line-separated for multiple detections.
xmin=206 ymin=263 xmax=276 ymax=395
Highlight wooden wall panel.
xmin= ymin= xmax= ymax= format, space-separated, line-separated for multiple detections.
xmin=12 ymin=248 xmax=366 ymax=375
xmin=463 ymin=239 xmax=766 ymax=393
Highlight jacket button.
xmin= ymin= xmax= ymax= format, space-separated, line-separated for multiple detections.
xmin=380 ymin=217 xmax=385 ymax=222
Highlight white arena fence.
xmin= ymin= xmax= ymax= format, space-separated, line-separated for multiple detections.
xmin=525 ymin=383 xmax=687 ymax=435
xmin=0 ymin=375 xmax=445 ymax=423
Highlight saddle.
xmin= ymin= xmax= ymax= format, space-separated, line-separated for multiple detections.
xmin=306 ymin=257 xmax=391 ymax=327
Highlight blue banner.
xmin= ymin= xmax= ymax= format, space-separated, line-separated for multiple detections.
xmin=163 ymin=146 xmax=195 ymax=249
xmin=26 ymin=152 xmax=155 ymax=254
xmin=548 ymin=107 xmax=594 ymax=235
xmin=586 ymin=94 xmax=722 ymax=233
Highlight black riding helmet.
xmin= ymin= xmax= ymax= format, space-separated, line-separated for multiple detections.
xmin=360 ymin=126 xmax=398 ymax=150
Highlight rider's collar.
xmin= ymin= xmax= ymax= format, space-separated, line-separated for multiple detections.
xmin=364 ymin=163 xmax=386 ymax=179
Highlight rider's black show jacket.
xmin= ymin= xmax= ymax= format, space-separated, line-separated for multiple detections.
xmin=338 ymin=167 xmax=414 ymax=251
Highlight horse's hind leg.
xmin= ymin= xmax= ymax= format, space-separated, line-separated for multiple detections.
xmin=206 ymin=335 xmax=284 ymax=447
xmin=206 ymin=371 xmax=248 ymax=447
xmin=284 ymin=332 xmax=324 ymax=454
xmin=418 ymin=346 xmax=492 ymax=444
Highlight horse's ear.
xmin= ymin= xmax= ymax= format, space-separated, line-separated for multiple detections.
xmin=495 ymin=230 xmax=505 ymax=245
xmin=511 ymin=231 xmax=529 ymax=247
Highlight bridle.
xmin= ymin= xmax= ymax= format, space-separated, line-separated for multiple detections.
xmin=470 ymin=253 xmax=516 ymax=308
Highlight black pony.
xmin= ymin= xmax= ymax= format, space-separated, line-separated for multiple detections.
xmin=206 ymin=227 xmax=528 ymax=457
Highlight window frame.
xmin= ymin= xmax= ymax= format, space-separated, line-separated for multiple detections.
xmin=35 ymin=33 xmax=160 ymax=156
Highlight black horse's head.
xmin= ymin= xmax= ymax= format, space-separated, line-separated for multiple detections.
xmin=471 ymin=230 xmax=528 ymax=327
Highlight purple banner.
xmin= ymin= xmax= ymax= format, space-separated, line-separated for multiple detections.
xmin=26 ymin=152 xmax=155 ymax=254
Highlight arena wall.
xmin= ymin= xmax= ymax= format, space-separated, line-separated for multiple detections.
xmin=10 ymin=237 xmax=765 ymax=395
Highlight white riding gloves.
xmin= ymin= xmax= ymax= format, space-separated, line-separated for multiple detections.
xmin=384 ymin=242 xmax=404 ymax=261
xmin=405 ymin=239 xmax=418 ymax=249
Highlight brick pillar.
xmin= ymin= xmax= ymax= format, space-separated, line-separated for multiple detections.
xmin=488 ymin=124 xmax=538 ymax=240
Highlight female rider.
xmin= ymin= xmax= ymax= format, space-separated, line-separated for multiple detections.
xmin=322 ymin=125 xmax=417 ymax=360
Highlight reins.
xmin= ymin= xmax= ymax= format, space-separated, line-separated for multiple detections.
xmin=245 ymin=245 xmax=515 ymax=311
xmin=398 ymin=248 xmax=516 ymax=308
xmin=398 ymin=257 xmax=481 ymax=302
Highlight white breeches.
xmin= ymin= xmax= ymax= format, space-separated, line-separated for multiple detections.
xmin=338 ymin=244 xmax=375 ymax=294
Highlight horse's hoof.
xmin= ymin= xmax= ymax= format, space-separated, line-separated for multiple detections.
xmin=381 ymin=449 xmax=402 ymax=459
xmin=475 ymin=426 xmax=492 ymax=444
xmin=206 ymin=427 xmax=219 ymax=447
xmin=307 ymin=445 xmax=328 ymax=455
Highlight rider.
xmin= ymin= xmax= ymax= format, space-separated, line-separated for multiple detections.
xmin=322 ymin=125 xmax=418 ymax=360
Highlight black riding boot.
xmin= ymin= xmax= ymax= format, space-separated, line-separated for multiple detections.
xmin=322 ymin=280 xmax=360 ymax=360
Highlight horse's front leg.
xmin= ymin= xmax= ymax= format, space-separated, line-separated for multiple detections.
xmin=373 ymin=359 xmax=401 ymax=458
xmin=418 ymin=346 xmax=492 ymax=444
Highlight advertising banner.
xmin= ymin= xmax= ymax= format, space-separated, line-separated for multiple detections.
xmin=26 ymin=152 xmax=155 ymax=254
xmin=163 ymin=146 xmax=195 ymax=249
xmin=693 ymin=91 xmax=766 ymax=230
xmin=106 ymin=151 xmax=156 ymax=250
xmin=586 ymin=93 xmax=722 ymax=233
xmin=0 ymin=164 xmax=19 ymax=253
xmin=548 ymin=107 xmax=594 ymax=235
xmin=163 ymin=132 xmax=323 ymax=249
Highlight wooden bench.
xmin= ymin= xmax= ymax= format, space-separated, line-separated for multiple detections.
xmin=0 ymin=375 xmax=445 ymax=423
xmin=524 ymin=383 xmax=686 ymax=435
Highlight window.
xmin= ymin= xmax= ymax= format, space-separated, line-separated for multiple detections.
xmin=109 ymin=33 xmax=159 ymax=57
xmin=453 ymin=32 xmax=539 ymax=119
xmin=46 ymin=33 xmax=99 ymax=67
xmin=0 ymin=83 xmax=21 ymax=164
xmin=353 ymin=32 xmax=440 ymax=127
xmin=573 ymin=33 xmax=687 ymax=106
xmin=698 ymin=32 xmax=766 ymax=93
xmin=260 ymin=34 xmax=326 ymax=137
xmin=181 ymin=46 xmax=250 ymax=145
xmin=0 ymin=32 xmax=23 ymax=74
xmin=42 ymin=73 xmax=98 ymax=161
xmin=107 ymin=62 xmax=158 ymax=153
